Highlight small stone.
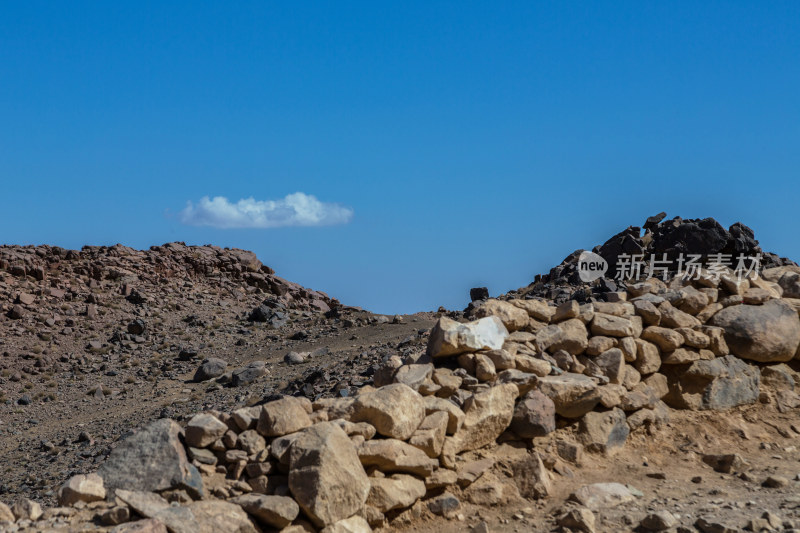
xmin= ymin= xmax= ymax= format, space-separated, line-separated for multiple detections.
xmin=57 ymin=473 xmax=106 ymax=506
xmin=701 ymin=453 xmax=747 ymax=474
xmin=230 ymin=494 xmax=300 ymax=529
xmin=284 ymin=351 xmax=306 ymax=364
xmin=569 ymin=483 xmax=635 ymax=510
xmin=558 ymin=508 xmax=596 ymax=533
xmin=641 ymin=510 xmax=678 ymax=531
xmin=428 ymin=492 xmax=461 ymax=518
xmin=763 ymin=475 xmax=789 ymax=488
xmin=11 ymin=498 xmax=42 ymax=521
xmin=193 ymin=358 xmax=227 ymax=382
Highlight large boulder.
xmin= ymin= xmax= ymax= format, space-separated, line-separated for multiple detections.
xmin=777 ymin=271 xmax=800 ymax=299
xmin=513 ymin=452 xmax=552 ymax=499
xmin=569 ymin=482 xmax=635 ymax=510
xmin=193 ymin=358 xmax=227 ymax=382
xmin=662 ymin=355 xmax=760 ymax=410
xmin=445 ymin=383 xmax=518 ymax=454
xmin=288 ymin=422 xmax=370 ymax=528
xmin=97 ymin=419 xmax=204 ymax=498
xmin=257 ymin=397 xmax=312 ymax=437
xmin=185 ymin=414 xmax=228 ymax=448
xmin=709 ymin=300 xmax=800 ymax=362
xmin=472 ymin=299 xmax=530 ymax=331
xmin=357 ymin=439 xmax=439 ymax=477
xmin=536 ymin=319 xmax=588 ymax=355
xmin=367 ymin=474 xmax=426 ymax=512
xmin=351 ymin=383 xmax=425 ymax=440
xmin=510 ymin=390 xmax=556 ymax=438
xmin=230 ymin=494 xmax=299 ymax=529
xmin=427 ymin=316 xmax=509 ymax=358
xmin=536 ymin=373 xmax=600 ymax=418
xmin=57 ymin=473 xmax=106 ymax=506
xmin=148 ymin=500 xmax=258 ymax=533
xmin=578 ymin=408 xmax=629 ymax=454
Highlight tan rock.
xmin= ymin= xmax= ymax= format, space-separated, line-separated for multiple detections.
xmin=111 ymin=519 xmax=168 ymax=533
xmin=11 ymin=498 xmax=42 ymax=521
xmin=537 ymin=373 xmax=600 ymax=418
xmin=185 ymin=413 xmax=228 ymax=448
xmin=696 ymin=303 xmax=723 ymax=323
xmin=634 ymin=339 xmax=661 ymax=375
xmin=593 ymin=302 xmax=634 ymax=317
xmin=675 ymin=327 xmax=710 ymax=349
xmin=552 ymin=300 xmax=580 ymax=323
xmin=320 ymin=515 xmax=372 ymax=533
xmin=446 ymin=383 xmax=518 ymax=454
xmin=513 ymin=452 xmax=551 ymax=499
xmin=367 ymin=474 xmax=426 ymax=512
xmin=641 ymin=373 xmax=669 ymax=399
xmin=431 ymin=368 xmax=462 ymax=396
xmin=618 ymin=336 xmax=637 ymax=363
xmin=700 ymin=326 xmax=729 ymax=355
xmin=537 ymin=319 xmax=588 ymax=355
xmin=661 ymin=347 xmax=701 ymax=365
xmin=474 ymin=353 xmax=497 ymax=381
xmin=0 ymin=502 xmax=14 ymax=522
xmin=659 ymin=301 xmax=701 ymax=328
xmin=422 ymin=396 xmax=465 ymax=434
xmin=425 ymin=468 xmax=458 ymax=490
xmin=509 ymin=299 xmax=554 ymax=322
xmin=57 ymin=473 xmax=106 ymax=506
xmin=351 ymin=383 xmax=425 ymax=440
xmin=579 ymin=408 xmax=628 ymax=454
xmin=633 ymin=300 xmax=661 ymax=325
xmin=408 ymin=411 xmax=449 ymax=457
xmin=743 ymin=287 xmax=772 ymax=304
xmin=473 ymin=299 xmax=531 ymax=331
xmin=709 ymin=300 xmax=800 ymax=362
xmin=237 ymin=430 xmax=266 ymax=455
xmin=595 ymin=348 xmax=625 ymax=384
xmin=427 ymin=316 xmax=509 ymax=357
xmin=231 ymin=406 xmax=262 ymax=431
xmin=596 ymin=384 xmax=626 ymax=408
xmin=586 ymin=336 xmax=616 ymax=356
xmin=483 ymin=349 xmax=515 ymax=370
xmin=641 ymin=326 xmax=684 ymax=352
xmin=591 ymin=313 xmax=635 ymax=338
xmin=515 ymin=354 xmax=551 ymax=376
xmin=258 ymin=397 xmax=313 ymax=437
xmin=678 ymin=286 xmax=709 ymax=315
xmin=358 ymin=439 xmax=438 ymax=477
xmin=151 ymin=500 xmax=258 ymax=533
xmin=230 ymin=494 xmax=300 ymax=529
xmin=288 ymin=422 xmax=370 ymax=528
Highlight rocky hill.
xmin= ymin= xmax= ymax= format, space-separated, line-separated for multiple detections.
xmin=2 ymin=224 xmax=800 ymax=533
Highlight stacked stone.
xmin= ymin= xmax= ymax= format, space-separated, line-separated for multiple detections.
xmin=415 ymin=265 xmax=800 ymax=452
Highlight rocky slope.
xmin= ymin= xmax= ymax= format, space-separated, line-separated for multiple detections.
xmin=2 ymin=222 xmax=800 ymax=533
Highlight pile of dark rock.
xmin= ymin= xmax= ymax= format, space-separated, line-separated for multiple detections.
xmin=502 ymin=213 xmax=797 ymax=304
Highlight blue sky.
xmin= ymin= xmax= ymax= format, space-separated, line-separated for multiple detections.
xmin=1 ymin=2 xmax=799 ymax=313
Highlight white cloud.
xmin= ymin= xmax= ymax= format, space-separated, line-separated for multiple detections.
xmin=179 ymin=193 xmax=354 ymax=229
